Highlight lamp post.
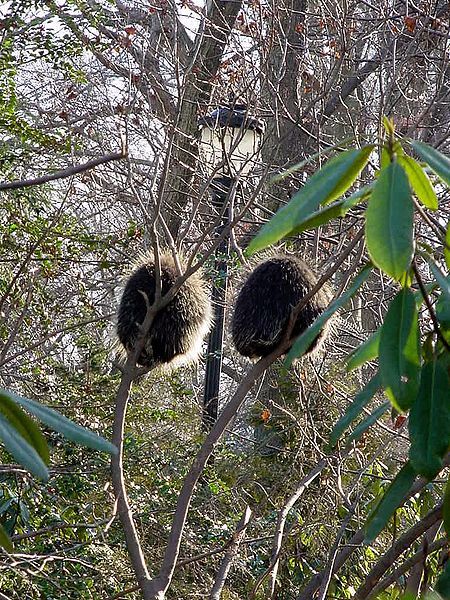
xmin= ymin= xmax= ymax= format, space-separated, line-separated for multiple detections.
xmin=198 ymin=104 xmax=264 ymax=429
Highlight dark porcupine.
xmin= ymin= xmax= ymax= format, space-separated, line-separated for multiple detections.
xmin=231 ymin=255 xmax=332 ymax=359
xmin=117 ymin=253 xmax=212 ymax=369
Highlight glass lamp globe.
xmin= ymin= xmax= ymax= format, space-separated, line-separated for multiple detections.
xmin=198 ymin=105 xmax=265 ymax=179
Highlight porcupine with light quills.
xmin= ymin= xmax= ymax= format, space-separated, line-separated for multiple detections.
xmin=117 ymin=253 xmax=212 ymax=369
xmin=231 ymin=255 xmax=332 ymax=358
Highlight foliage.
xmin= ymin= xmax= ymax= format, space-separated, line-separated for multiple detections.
xmin=0 ymin=0 xmax=449 ymax=598
xmin=248 ymin=122 xmax=450 ymax=596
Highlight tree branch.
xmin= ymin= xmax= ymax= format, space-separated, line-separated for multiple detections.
xmin=413 ymin=260 xmax=450 ymax=352
xmin=11 ymin=518 xmax=112 ymax=542
xmin=145 ymin=345 xmax=288 ymax=599
xmin=209 ymin=506 xmax=253 ymax=600
xmin=165 ymin=0 xmax=244 ymax=238
xmin=249 ymin=459 xmax=328 ymax=599
xmin=369 ymin=536 xmax=447 ymax=598
xmin=0 ymin=152 xmax=126 ymax=191
xmin=354 ymin=503 xmax=443 ymax=599
xmin=296 ymin=453 xmax=450 ymax=600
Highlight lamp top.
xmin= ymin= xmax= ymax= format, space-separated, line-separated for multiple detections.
xmin=198 ymin=104 xmax=265 ymax=135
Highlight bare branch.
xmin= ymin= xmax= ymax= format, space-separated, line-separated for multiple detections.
xmin=370 ymin=535 xmax=447 ymax=598
xmin=145 ymin=346 xmax=289 ymax=598
xmin=296 ymin=454 xmax=450 ymax=600
xmin=249 ymin=459 xmax=328 ymax=599
xmin=209 ymin=506 xmax=253 ymax=600
xmin=0 ymin=152 xmax=126 ymax=191
xmin=354 ymin=503 xmax=443 ymax=599
xmin=413 ymin=260 xmax=450 ymax=351
xmin=11 ymin=518 xmax=112 ymax=542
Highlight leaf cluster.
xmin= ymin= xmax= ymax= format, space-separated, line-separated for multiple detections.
xmin=247 ymin=126 xmax=450 ymax=592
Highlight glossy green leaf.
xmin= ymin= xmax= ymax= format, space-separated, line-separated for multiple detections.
xmin=398 ymin=154 xmax=438 ymax=210
xmin=346 ymin=401 xmax=389 ymax=444
xmin=392 ymin=140 xmax=405 ymax=157
xmin=291 ymin=184 xmax=373 ymax=234
xmin=443 ymin=478 xmax=450 ymax=538
xmin=409 ymin=360 xmax=450 ymax=480
xmin=4 ymin=389 xmax=117 ymax=455
xmin=380 ymin=147 xmax=391 ymax=170
xmin=436 ymin=294 xmax=450 ymax=329
xmin=412 ymin=140 xmax=450 ymax=187
xmin=436 ymin=560 xmax=450 ymax=599
xmin=341 ymin=185 xmax=374 ymax=209
xmin=292 ymin=202 xmax=345 ymax=234
xmin=429 ymin=260 xmax=450 ymax=298
xmin=364 ymin=462 xmax=416 ymax=543
xmin=247 ymin=146 xmax=374 ymax=254
xmin=445 ymin=222 xmax=450 ymax=271
xmin=422 ymin=332 xmax=435 ymax=362
xmin=0 ymin=414 xmax=49 ymax=480
xmin=428 ymin=261 xmax=450 ymax=328
xmin=0 ymin=392 xmax=49 ymax=464
xmin=346 ymin=329 xmax=380 ymax=371
xmin=382 ymin=116 xmax=395 ymax=136
xmin=328 ymin=373 xmax=381 ymax=447
xmin=365 ymin=162 xmax=414 ymax=280
xmin=0 ymin=523 xmax=13 ymax=552
xmin=285 ymin=266 xmax=371 ymax=367
xmin=270 ymin=137 xmax=353 ymax=183
xmin=379 ymin=288 xmax=421 ymax=412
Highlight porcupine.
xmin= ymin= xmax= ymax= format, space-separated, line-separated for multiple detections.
xmin=231 ymin=255 xmax=332 ymax=358
xmin=117 ymin=253 xmax=212 ymax=369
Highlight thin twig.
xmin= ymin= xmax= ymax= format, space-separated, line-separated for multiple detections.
xmin=11 ymin=518 xmax=112 ymax=542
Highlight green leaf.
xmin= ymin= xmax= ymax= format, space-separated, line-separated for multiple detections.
xmin=290 ymin=184 xmax=373 ymax=235
xmin=382 ymin=116 xmax=395 ymax=136
xmin=429 ymin=260 xmax=450 ymax=298
xmin=428 ymin=261 xmax=450 ymax=328
xmin=328 ymin=373 xmax=381 ymax=447
xmin=346 ymin=329 xmax=380 ymax=371
xmin=436 ymin=560 xmax=450 ymax=599
xmin=436 ymin=295 xmax=450 ymax=329
xmin=398 ymin=154 xmax=438 ymax=210
xmin=285 ymin=266 xmax=371 ymax=367
xmin=380 ymin=147 xmax=391 ymax=170
xmin=247 ymin=146 xmax=374 ymax=254
xmin=445 ymin=223 xmax=450 ymax=271
xmin=379 ymin=288 xmax=421 ymax=412
xmin=393 ymin=140 xmax=405 ymax=158
xmin=409 ymin=360 xmax=450 ymax=480
xmin=0 ymin=523 xmax=13 ymax=552
xmin=365 ymin=162 xmax=414 ymax=280
xmin=290 ymin=201 xmax=345 ymax=234
xmin=3 ymin=389 xmax=117 ymax=455
xmin=412 ymin=140 xmax=450 ymax=187
xmin=270 ymin=137 xmax=354 ymax=183
xmin=0 ymin=392 xmax=49 ymax=465
xmin=364 ymin=462 xmax=416 ymax=543
xmin=443 ymin=478 xmax=450 ymax=538
xmin=423 ymin=332 xmax=436 ymax=361
xmin=346 ymin=401 xmax=389 ymax=445
xmin=0 ymin=414 xmax=49 ymax=480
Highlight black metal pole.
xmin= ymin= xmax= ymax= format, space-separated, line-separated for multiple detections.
xmin=202 ymin=177 xmax=232 ymax=430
